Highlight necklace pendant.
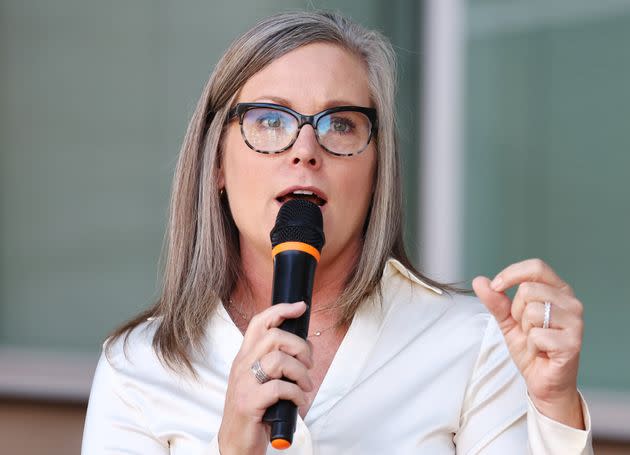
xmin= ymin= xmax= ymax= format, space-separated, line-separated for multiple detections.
xmin=314 ymin=331 xmax=322 ymax=336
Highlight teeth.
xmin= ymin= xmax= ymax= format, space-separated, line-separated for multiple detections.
xmin=277 ymin=189 xmax=326 ymax=206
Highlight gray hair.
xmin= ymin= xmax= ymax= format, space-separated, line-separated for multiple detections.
xmin=108 ymin=10 xmax=454 ymax=377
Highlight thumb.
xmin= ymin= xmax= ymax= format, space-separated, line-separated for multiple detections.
xmin=472 ymin=276 xmax=516 ymax=332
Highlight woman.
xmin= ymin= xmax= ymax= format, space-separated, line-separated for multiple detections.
xmin=82 ymin=11 xmax=592 ymax=454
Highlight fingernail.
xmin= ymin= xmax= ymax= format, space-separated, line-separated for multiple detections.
xmin=491 ymin=276 xmax=503 ymax=291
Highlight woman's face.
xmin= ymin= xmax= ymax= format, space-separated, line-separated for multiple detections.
xmin=220 ymin=42 xmax=377 ymax=269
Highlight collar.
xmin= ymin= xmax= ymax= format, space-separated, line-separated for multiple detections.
xmin=384 ymin=258 xmax=444 ymax=295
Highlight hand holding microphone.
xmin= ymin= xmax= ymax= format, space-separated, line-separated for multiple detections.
xmin=263 ymin=199 xmax=325 ymax=449
xmin=218 ymin=302 xmax=313 ymax=455
xmin=217 ymin=200 xmax=324 ymax=454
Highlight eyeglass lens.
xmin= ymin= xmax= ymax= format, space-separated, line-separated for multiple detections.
xmin=241 ymin=107 xmax=372 ymax=155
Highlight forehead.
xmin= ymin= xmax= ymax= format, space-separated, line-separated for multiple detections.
xmin=237 ymin=42 xmax=372 ymax=111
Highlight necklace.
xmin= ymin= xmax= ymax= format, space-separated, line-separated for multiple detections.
xmin=310 ymin=324 xmax=338 ymax=337
xmin=226 ymin=299 xmax=339 ymax=338
xmin=229 ymin=299 xmax=251 ymax=322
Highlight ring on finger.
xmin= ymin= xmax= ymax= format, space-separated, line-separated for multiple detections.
xmin=543 ymin=301 xmax=552 ymax=329
xmin=251 ymin=359 xmax=272 ymax=384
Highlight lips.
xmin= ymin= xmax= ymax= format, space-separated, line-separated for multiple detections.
xmin=275 ymin=187 xmax=328 ymax=206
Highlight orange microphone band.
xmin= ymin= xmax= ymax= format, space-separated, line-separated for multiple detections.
xmin=271 ymin=241 xmax=321 ymax=262
xmin=271 ymin=438 xmax=292 ymax=450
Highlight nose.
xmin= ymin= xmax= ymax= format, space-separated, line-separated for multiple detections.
xmin=289 ymin=124 xmax=322 ymax=169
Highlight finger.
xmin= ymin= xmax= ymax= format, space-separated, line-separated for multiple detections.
xmin=472 ymin=276 xmax=517 ymax=333
xmin=520 ymin=301 xmax=579 ymax=333
xmin=253 ymin=328 xmax=313 ymax=368
xmin=259 ymin=351 xmax=314 ymax=392
xmin=245 ymin=301 xmax=307 ymax=339
xmin=527 ymin=327 xmax=583 ymax=358
xmin=254 ymin=380 xmax=308 ymax=412
xmin=511 ymin=282 xmax=582 ymax=322
xmin=490 ymin=258 xmax=573 ymax=296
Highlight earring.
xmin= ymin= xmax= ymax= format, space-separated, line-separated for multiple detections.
xmin=219 ymin=188 xmax=225 ymax=197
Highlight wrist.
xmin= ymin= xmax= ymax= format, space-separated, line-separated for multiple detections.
xmin=217 ymin=425 xmax=242 ymax=455
xmin=529 ymin=389 xmax=585 ymax=430
xmin=218 ymin=422 xmax=265 ymax=455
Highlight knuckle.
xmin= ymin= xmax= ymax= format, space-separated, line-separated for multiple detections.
xmin=528 ymin=258 xmax=546 ymax=279
xmin=249 ymin=312 xmax=263 ymax=327
xmin=531 ymin=258 xmax=546 ymax=271
xmin=298 ymin=337 xmax=310 ymax=354
xmin=268 ymin=350 xmax=284 ymax=372
xmin=572 ymin=298 xmax=584 ymax=317
xmin=510 ymin=304 xmax=520 ymax=321
xmin=519 ymin=282 xmax=534 ymax=297
xmin=270 ymin=381 xmax=283 ymax=399
xmin=522 ymin=303 xmax=536 ymax=320
xmin=267 ymin=327 xmax=283 ymax=342
xmin=570 ymin=336 xmax=582 ymax=353
xmin=574 ymin=319 xmax=584 ymax=336
xmin=529 ymin=327 xmax=543 ymax=342
xmin=292 ymin=385 xmax=306 ymax=405
xmin=526 ymin=333 xmax=538 ymax=351
xmin=562 ymin=283 xmax=575 ymax=296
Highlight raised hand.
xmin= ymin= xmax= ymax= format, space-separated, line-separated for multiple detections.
xmin=472 ymin=259 xmax=585 ymax=429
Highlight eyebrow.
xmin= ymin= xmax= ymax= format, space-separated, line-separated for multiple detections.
xmin=250 ymin=95 xmax=362 ymax=110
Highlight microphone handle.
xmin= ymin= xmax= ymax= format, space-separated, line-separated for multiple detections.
xmin=263 ymin=249 xmax=317 ymax=449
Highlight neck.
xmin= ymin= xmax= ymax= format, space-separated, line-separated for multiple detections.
xmin=231 ymin=237 xmax=363 ymax=320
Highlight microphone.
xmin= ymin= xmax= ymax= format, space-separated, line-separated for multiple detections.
xmin=263 ymin=199 xmax=325 ymax=450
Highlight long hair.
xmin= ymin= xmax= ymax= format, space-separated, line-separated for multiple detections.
xmin=107 ymin=10 xmax=461 ymax=377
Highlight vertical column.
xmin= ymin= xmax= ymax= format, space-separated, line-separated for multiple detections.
xmin=419 ymin=0 xmax=465 ymax=281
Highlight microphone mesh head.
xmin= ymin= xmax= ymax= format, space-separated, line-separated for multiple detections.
xmin=270 ymin=199 xmax=325 ymax=251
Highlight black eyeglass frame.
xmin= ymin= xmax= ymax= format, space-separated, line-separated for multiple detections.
xmin=228 ymin=102 xmax=378 ymax=157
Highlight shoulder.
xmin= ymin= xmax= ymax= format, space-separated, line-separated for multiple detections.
xmin=102 ymin=317 xmax=166 ymax=378
xmin=381 ymin=258 xmax=490 ymax=321
xmin=358 ymin=260 xmax=507 ymax=399
xmin=378 ymin=258 xmax=495 ymax=350
xmin=95 ymin=316 xmax=209 ymax=410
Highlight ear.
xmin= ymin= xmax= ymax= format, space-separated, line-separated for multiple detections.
xmin=216 ymin=143 xmax=226 ymax=190
xmin=217 ymin=167 xmax=225 ymax=191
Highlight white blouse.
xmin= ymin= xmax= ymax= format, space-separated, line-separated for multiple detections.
xmin=82 ymin=259 xmax=593 ymax=454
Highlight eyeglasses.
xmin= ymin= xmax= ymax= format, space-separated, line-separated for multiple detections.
xmin=228 ymin=103 xmax=378 ymax=157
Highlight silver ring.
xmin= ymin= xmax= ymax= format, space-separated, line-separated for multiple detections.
xmin=251 ymin=359 xmax=271 ymax=384
xmin=543 ymin=301 xmax=552 ymax=329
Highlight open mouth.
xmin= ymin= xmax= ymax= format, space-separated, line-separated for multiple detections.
xmin=276 ymin=189 xmax=327 ymax=207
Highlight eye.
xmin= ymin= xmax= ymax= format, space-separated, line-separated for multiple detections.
xmin=256 ymin=112 xmax=284 ymax=129
xmin=329 ymin=116 xmax=355 ymax=134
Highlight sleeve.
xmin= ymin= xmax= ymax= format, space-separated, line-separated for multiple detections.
xmin=526 ymin=391 xmax=593 ymax=454
xmin=81 ymin=351 xmax=170 ymax=455
xmin=454 ymin=316 xmax=593 ymax=454
xmin=82 ymin=349 xmax=224 ymax=455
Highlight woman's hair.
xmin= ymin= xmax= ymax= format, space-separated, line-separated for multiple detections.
xmin=108 ymin=10 xmax=461 ymax=377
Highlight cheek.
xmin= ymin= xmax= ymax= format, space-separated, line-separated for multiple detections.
xmin=326 ymin=152 xmax=376 ymax=241
xmin=223 ymin=130 xmax=263 ymax=201
xmin=345 ymin=150 xmax=377 ymax=213
xmin=222 ymin=138 xmax=278 ymax=247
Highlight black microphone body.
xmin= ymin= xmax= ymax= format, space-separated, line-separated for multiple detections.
xmin=262 ymin=249 xmax=317 ymax=443
xmin=263 ymin=199 xmax=325 ymax=449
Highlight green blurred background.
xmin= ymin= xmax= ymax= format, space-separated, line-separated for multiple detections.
xmin=464 ymin=0 xmax=630 ymax=393
xmin=1 ymin=0 xmax=628 ymax=398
